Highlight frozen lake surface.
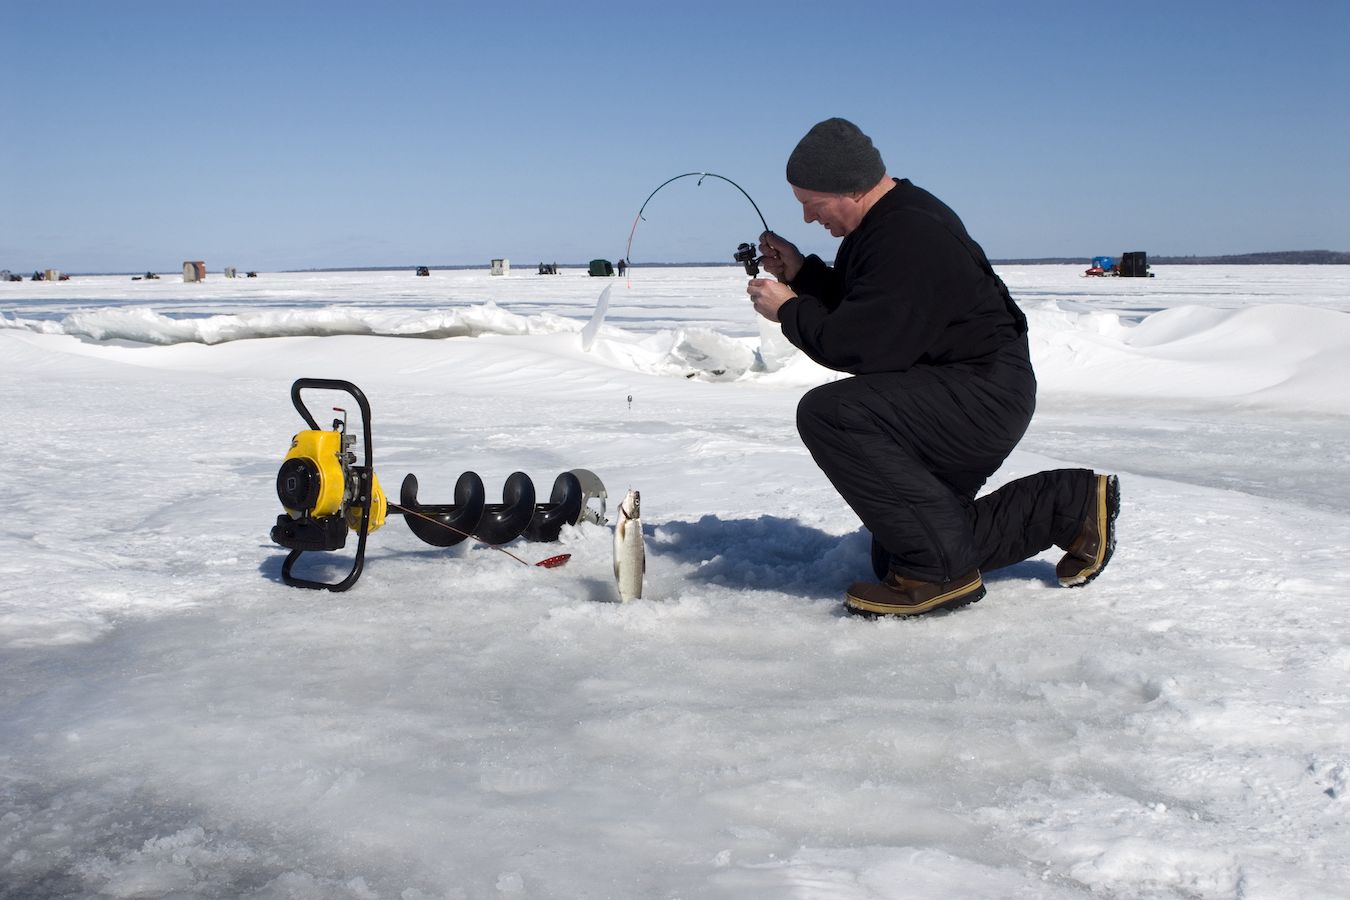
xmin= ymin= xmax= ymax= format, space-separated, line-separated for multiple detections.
xmin=2 ymin=265 xmax=1349 ymax=899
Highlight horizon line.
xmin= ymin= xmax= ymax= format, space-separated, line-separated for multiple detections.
xmin=8 ymin=249 xmax=1350 ymax=278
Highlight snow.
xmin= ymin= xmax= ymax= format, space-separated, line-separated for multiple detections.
xmin=2 ymin=264 xmax=1349 ymax=899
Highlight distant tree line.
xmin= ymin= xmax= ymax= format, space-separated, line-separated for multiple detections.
xmin=992 ymin=250 xmax=1350 ymax=265
xmin=1147 ymin=250 xmax=1350 ymax=265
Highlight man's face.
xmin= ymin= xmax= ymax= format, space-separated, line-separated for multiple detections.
xmin=792 ymin=186 xmax=863 ymax=237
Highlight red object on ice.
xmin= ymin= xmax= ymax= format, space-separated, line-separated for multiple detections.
xmin=535 ymin=554 xmax=572 ymax=568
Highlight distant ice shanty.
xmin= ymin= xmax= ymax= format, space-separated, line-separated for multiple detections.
xmin=490 ymin=258 xmax=510 ymax=276
xmin=183 ymin=261 xmax=207 ymax=282
xmin=1118 ymin=251 xmax=1152 ymax=277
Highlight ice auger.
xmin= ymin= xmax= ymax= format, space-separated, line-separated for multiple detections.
xmin=270 ymin=378 xmax=606 ymax=591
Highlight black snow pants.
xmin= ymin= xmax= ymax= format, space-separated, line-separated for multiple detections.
xmin=795 ymin=336 xmax=1097 ymax=583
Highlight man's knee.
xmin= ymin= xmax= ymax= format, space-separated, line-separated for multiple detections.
xmin=796 ymin=383 xmax=825 ymax=421
xmin=796 ymin=382 xmax=846 ymax=445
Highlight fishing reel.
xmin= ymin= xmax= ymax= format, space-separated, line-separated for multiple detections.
xmin=270 ymin=378 xmax=605 ymax=592
xmin=734 ymin=241 xmax=760 ymax=276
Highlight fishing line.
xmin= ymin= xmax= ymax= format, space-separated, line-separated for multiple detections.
xmin=389 ymin=503 xmax=570 ymax=568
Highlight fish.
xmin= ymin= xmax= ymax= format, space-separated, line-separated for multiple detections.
xmin=613 ymin=489 xmax=644 ymax=601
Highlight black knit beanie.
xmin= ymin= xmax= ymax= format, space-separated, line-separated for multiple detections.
xmin=785 ymin=117 xmax=886 ymax=193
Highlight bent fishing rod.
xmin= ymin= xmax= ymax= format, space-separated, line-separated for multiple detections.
xmin=625 ymin=172 xmax=771 ymax=276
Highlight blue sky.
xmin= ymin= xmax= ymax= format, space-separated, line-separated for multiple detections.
xmin=3 ymin=1 xmax=1347 ymax=272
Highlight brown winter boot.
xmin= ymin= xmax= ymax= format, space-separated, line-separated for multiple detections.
xmin=845 ymin=570 xmax=985 ymax=617
xmin=1056 ymin=473 xmax=1120 ymax=587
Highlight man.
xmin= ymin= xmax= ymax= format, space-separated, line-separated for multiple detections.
xmin=747 ymin=117 xmax=1118 ymax=617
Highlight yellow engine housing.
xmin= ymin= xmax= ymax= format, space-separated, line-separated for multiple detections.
xmin=280 ymin=430 xmax=388 ymax=533
xmin=283 ymin=430 xmax=347 ymax=518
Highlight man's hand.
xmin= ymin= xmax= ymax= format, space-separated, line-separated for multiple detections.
xmin=747 ymin=278 xmax=797 ymax=323
xmin=758 ymin=231 xmax=804 ymax=283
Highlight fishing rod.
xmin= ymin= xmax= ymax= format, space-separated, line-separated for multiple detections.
xmin=624 ymin=172 xmax=771 ymax=277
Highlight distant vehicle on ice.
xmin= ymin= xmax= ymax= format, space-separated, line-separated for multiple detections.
xmin=1085 ymin=251 xmax=1153 ymax=277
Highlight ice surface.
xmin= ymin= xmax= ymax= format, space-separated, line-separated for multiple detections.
xmin=2 ymin=265 xmax=1349 ymax=898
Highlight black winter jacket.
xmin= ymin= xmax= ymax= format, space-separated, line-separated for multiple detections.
xmin=778 ymin=179 xmax=1027 ymax=375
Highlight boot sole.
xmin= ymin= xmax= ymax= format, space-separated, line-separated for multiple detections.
xmin=1059 ymin=474 xmax=1119 ymax=588
xmin=845 ymin=581 xmax=986 ymax=618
